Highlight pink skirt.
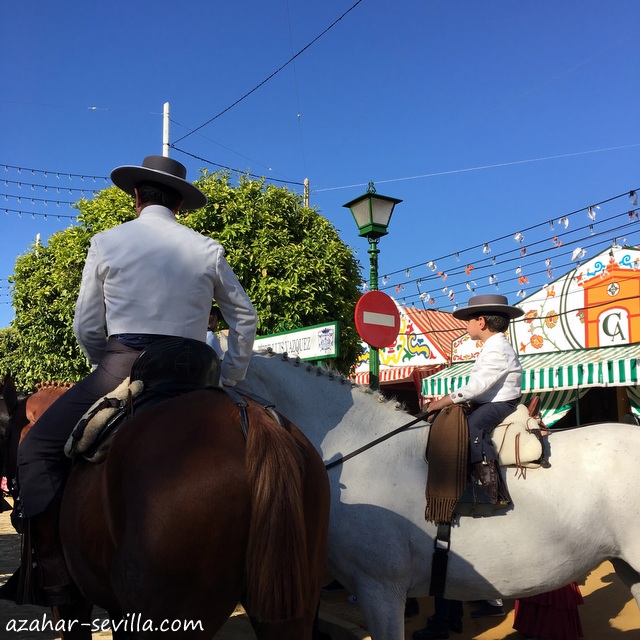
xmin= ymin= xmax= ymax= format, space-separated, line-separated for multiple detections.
xmin=513 ymin=583 xmax=584 ymax=640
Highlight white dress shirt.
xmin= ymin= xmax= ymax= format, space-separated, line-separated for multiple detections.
xmin=206 ymin=330 xmax=224 ymax=357
xmin=449 ymin=332 xmax=522 ymax=404
xmin=73 ymin=205 xmax=257 ymax=384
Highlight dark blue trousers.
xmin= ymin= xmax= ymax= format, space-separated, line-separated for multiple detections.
xmin=467 ymin=399 xmax=520 ymax=464
xmin=17 ymin=338 xmax=141 ymax=517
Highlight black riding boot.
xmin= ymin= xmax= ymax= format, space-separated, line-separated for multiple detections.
xmin=473 ymin=459 xmax=511 ymax=507
xmin=18 ymin=503 xmax=77 ymax=606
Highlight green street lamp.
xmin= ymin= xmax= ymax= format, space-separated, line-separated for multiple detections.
xmin=344 ymin=182 xmax=402 ymax=390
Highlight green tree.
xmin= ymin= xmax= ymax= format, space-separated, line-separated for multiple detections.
xmin=7 ymin=172 xmax=363 ymax=389
xmin=0 ymin=326 xmax=20 ymax=382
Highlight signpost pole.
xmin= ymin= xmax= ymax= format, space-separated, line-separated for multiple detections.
xmin=368 ymin=238 xmax=381 ymax=391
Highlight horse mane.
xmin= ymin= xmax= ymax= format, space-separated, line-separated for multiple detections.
xmin=34 ymin=380 xmax=74 ymax=392
xmin=254 ymin=348 xmax=410 ymax=414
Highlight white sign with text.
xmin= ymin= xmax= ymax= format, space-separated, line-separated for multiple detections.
xmin=254 ymin=322 xmax=339 ymax=361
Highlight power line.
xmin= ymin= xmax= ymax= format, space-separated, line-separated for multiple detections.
xmin=171 ymin=147 xmax=306 ymax=187
xmin=312 ymin=143 xmax=640 ymax=194
xmin=172 ymin=0 xmax=365 ymax=144
xmin=168 ymin=119 xmax=292 ymax=180
xmin=285 ymin=0 xmax=308 ymax=179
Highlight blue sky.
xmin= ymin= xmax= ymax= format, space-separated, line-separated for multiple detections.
xmin=1 ymin=0 xmax=639 ymax=330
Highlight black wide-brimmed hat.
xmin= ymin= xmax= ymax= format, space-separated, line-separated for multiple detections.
xmin=452 ymin=294 xmax=524 ymax=320
xmin=110 ymin=155 xmax=207 ymax=210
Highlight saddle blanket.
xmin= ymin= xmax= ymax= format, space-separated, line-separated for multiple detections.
xmin=491 ymin=403 xmax=544 ymax=468
xmin=64 ymin=377 xmax=144 ymax=463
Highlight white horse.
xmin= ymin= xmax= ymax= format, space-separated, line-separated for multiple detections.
xmin=239 ymin=350 xmax=640 ymax=640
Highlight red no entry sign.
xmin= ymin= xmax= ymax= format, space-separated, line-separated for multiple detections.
xmin=354 ymin=291 xmax=400 ymax=348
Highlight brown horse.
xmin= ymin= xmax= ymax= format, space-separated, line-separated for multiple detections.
xmin=0 ymin=374 xmax=23 ymax=508
xmin=1 ymin=381 xmax=73 ymax=496
xmin=0 ymin=375 xmax=16 ymax=437
xmin=3 ymin=380 xmax=331 ymax=639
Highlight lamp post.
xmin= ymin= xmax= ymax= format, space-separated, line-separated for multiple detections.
xmin=344 ymin=182 xmax=402 ymax=390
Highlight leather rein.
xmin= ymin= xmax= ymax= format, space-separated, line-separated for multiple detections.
xmin=325 ymin=409 xmax=434 ymax=470
xmin=226 ymin=383 xmax=436 ymax=471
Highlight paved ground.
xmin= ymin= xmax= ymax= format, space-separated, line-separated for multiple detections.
xmin=1 ymin=502 xmax=639 ymax=639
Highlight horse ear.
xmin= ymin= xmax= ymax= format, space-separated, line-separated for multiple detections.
xmin=2 ymin=374 xmax=19 ymax=415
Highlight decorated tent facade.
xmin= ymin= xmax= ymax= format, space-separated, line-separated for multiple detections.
xmin=353 ymin=301 xmax=466 ymax=406
xmin=422 ymin=246 xmax=640 ymax=426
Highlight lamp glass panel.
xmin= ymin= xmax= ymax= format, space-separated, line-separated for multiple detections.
xmin=349 ymin=199 xmax=373 ymax=230
xmin=370 ymin=198 xmax=394 ymax=227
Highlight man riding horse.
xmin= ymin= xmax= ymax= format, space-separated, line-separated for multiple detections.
xmin=11 ymin=155 xmax=258 ymax=605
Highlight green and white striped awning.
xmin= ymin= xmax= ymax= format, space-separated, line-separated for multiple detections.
xmin=422 ymin=343 xmax=640 ymax=397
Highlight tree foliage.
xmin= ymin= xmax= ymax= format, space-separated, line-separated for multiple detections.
xmin=0 ymin=327 xmax=20 ymax=382
xmin=5 ymin=171 xmax=363 ymax=389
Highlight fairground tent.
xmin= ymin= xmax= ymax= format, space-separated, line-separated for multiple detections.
xmin=423 ymin=342 xmax=640 ymax=426
xmin=352 ymin=302 xmax=466 ymax=387
xmin=422 ymin=245 xmax=640 ymax=426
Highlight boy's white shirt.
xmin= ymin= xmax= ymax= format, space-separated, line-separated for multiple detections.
xmin=449 ymin=332 xmax=522 ymax=404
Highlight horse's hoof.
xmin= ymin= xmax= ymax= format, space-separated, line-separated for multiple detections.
xmin=470 ymin=602 xmax=505 ymax=618
xmin=412 ymin=626 xmax=451 ymax=639
xmin=405 ymin=596 xmax=420 ymax=617
xmin=0 ymin=569 xmax=20 ymax=602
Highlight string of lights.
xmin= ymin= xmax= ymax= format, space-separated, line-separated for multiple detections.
xmin=0 ymin=164 xmax=108 ymax=222
xmin=383 ymin=206 xmax=640 ymax=310
xmin=0 ymin=278 xmax=12 ymax=302
xmin=2 ymin=164 xmax=109 ymax=183
xmin=1 ymin=192 xmax=86 ymax=206
xmin=382 ymin=203 xmax=639 ymax=295
xmin=355 ymin=293 xmax=640 ymax=340
xmin=381 ymin=188 xmax=638 ymax=280
xmin=1 ymin=161 xmax=638 ymax=320
xmin=363 ymin=189 xmax=639 ymax=310
xmin=2 ymin=207 xmax=78 ymax=221
xmin=2 ymin=177 xmax=105 ymax=194
xmin=400 ymin=230 xmax=640 ymax=310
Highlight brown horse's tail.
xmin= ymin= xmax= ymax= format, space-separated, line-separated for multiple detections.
xmin=244 ymin=407 xmax=308 ymax=622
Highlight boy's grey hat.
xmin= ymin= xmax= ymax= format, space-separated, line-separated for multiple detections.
xmin=111 ymin=155 xmax=207 ymax=210
xmin=452 ymin=294 xmax=524 ymax=320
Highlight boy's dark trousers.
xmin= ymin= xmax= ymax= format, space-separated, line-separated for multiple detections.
xmin=467 ymin=399 xmax=519 ymax=506
xmin=467 ymin=398 xmax=520 ymax=463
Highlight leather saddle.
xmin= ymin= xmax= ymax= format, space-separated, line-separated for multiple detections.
xmin=130 ymin=336 xmax=220 ymax=393
xmin=454 ymin=396 xmax=548 ymax=517
xmin=65 ymin=337 xmax=221 ymax=462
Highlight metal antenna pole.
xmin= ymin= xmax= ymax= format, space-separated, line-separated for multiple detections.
xmin=163 ymin=102 xmax=170 ymax=157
